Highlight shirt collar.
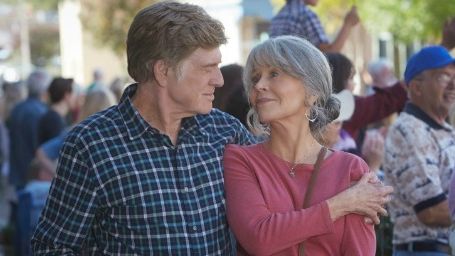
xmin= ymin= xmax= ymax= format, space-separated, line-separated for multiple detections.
xmin=118 ymin=83 xmax=203 ymax=140
xmin=118 ymin=84 xmax=153 ymax=140
xmin=404 ymin=102 xmax=452 ymax=131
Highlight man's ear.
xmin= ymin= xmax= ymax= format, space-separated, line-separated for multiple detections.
xmin=408 ymin=79 xmax=422 ymax=97
xmin=153 ymin=59 xmax=169 ymax=87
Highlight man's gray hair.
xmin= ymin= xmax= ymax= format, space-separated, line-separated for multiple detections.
xmin=243 ymin=35 xmax=339 ymax=138
xmin=27 ymin=69 xmax=51 ymax=98
xmin=367 ymin=58 xmax=393 ymax=77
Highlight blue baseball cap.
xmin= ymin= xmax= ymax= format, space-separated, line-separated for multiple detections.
xmin=404 ymin=45 xmax=455 ymax=84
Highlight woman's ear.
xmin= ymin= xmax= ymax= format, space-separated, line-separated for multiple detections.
xmin=308 ymin=94 xmax=318 ymax=106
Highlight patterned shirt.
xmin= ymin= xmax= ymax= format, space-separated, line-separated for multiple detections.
xmin=268 ymin=0 xmax=329 ymax=46
xmin=31 ymin=84 xmax=255 ymax=255
xmin=384 ymin=103 xmax=455 ymax=245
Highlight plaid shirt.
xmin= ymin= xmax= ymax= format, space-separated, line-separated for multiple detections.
xmin=269 ymin=0 xmax=329 ymax=47
xmin=32 ymin=84 xmax=255 ymax=255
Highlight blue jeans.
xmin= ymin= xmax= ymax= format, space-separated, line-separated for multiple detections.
xmin=393 ymin=251 xmax=449 ymax=256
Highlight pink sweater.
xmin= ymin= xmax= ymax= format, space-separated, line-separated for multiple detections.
xmin=223 ymin=144 xmax=375 ymax=256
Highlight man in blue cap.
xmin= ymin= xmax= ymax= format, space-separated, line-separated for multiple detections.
xmin=384 ymin=45 xmax=455 ymax=255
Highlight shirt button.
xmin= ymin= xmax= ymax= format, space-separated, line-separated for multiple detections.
xmin=192 ymin=226 xmax=197 ymax=231
xmin=184 ymin=187 xmax=189 ymax=192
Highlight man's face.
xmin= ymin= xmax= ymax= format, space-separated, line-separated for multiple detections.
xmin=166 ymin=47 xmax=223 ymax=116
xmin=416 ymin=64 xmax=455 ymax=119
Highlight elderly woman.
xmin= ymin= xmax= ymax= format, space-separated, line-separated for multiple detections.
xmin=223 ymin=36 xmax=393 ymax=255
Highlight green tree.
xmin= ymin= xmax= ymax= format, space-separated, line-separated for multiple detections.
xmin=0 ymin=0 xmax=157 ymax=56
xmin=29 ymin=24 xmax=60 ymax=67
xmin=79 ymin=0 xmax=157 ymax=56
xmin=269 ymin=0 xmax=455 ymax=44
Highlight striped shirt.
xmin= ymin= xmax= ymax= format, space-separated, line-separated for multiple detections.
xmin=32 ymin=84 xmax=255 ymax=255
xmin=269 ymin=0 xmax=329 ymax=47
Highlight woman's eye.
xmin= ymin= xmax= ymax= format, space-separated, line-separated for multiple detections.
xmin=270 ymin=71 xmax=279 ymax=78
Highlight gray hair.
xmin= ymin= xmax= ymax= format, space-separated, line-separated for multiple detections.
xmin=27 ymin=69 xmax=51 ymax=98
xmin=243 ymin=35 xmax=340 ymax=138
xmin=367 ymin=58 xmax=393 ymax=77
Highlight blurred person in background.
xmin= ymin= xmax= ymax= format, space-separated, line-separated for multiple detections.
xmin=367 ymin=58 xmax=398 ymax=92
xmin=37 ymin=77 xmax=75 ymax=145
xmin=214 ymin=64 xmax=249 ymax=126
xmin=7 ymin=69 xmax=50 ymax=190
xmin=321 ymin=89 xmax=384 ymax=173
xmin=269 ymin=0 xmax=359 ymax=53
xmin=35 ymin=88 xmax=117 ymax=175
xmin=326 ymin=53 xmax=407 ymax=144
xmin=2 ymin=81 xmax=25 ymax=121
xmin=385 ymin=46 xmax=455 ymax=255
xmin=87 ymin=68 xmax=105 ymax=92
xmin=109 ymin=77 xmax=126 ymax=103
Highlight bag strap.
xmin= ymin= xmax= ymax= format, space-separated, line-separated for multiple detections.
xmin=298 ymin=147 xmax=327 ymax=256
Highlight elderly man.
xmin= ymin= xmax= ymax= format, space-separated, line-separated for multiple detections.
xmin=384 ymin=46 xmax=455 ymax=255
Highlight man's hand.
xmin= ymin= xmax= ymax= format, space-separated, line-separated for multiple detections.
xmin=344 ymin=6 xmax=360 ymax=28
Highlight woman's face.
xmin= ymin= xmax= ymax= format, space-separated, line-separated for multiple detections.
xmin=249 ymin=66 xmax=312 ymax=124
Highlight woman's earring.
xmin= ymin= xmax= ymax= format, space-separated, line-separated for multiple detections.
xmin=305 ymin=109 xmax=317 ymax=122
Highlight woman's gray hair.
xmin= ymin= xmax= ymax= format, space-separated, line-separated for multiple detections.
xmin=243 ymin=35 xmax=340 ymax=139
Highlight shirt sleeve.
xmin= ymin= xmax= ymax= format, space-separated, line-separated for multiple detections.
xmin=341 ymin=156 xmax=376 ymax=255
xmin=31 ymin=131 xmax=98 ymax=255
xmin=384 ymin=122 xmax=445 ymax=211
xmin=223 ymin=145 xmax=334 ymax=255
xmin=301 ymin=10 xmax=329 ymax=46
xmin=233 ymin=118 xmax=257 ymax=145
xmin=341 ymin=214 xmax=376 ymax=255
xmin=343 ymin=81 xmax=407 ymax=138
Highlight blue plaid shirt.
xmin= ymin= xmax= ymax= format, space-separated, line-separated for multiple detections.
xmin=32 ymin=84 xmax=255 ymax=255
xmin=269 ymin=0 xmax=329 ymax=47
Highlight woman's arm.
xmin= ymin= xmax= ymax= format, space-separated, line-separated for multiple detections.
xmin=327 ymin=172 xmax=392 ymax=224
xmin=341 ymin=214 xmax=376 ymax=255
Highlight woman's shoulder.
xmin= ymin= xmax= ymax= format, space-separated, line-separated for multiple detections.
xmin=225 ymin=143 xmax=261 ymax=156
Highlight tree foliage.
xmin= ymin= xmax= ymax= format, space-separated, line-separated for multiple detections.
xmin=0 ymin=0 xmax=60 ymax=10
xmin=29 ymin=24 xmax=60 ymax=67
xmin=270 ymin=0 xmax=455 ymax=44
xmin=79 ymin=0 xmax=157 ymax=56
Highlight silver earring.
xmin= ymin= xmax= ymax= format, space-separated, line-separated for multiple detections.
xmin=305 ymin=110 xmax=317 ymax=122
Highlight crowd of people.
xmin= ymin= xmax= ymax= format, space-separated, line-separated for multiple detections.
xmin=0 ymin=0 xmax=453 ymax=255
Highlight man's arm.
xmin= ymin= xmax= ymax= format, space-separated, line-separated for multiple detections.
xmin=318 ymin=6 xmax=359 ymax=53
xmin=415 ymin=197 xmax=451 ymax=227
xmin=441 ymin=17 xmax=455 ymax=51
xmin=31 ymin=132 xmax=97 ymax=255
